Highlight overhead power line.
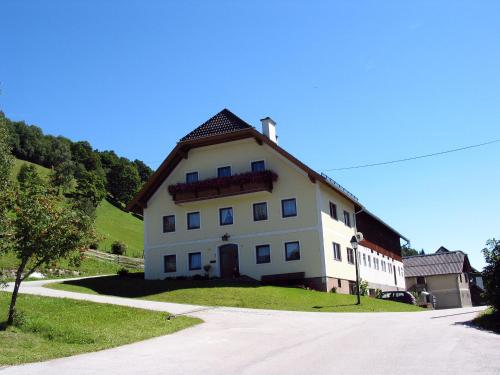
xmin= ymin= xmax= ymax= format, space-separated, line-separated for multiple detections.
xmin=322 ymin=139 xmax=500 ymax=172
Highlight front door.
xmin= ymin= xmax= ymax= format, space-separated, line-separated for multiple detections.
xmin=219 ymin=244 xmax=239 ymax=278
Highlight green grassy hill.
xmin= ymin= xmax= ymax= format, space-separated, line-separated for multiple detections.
xmin=10 ymin=158 xmax=144 ymax=258
xmin=12 ymin=158 xmax=51 ymax=180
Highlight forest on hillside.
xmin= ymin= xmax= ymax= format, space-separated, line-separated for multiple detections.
xmin=1 ymin=111 xmax=152 ymax=209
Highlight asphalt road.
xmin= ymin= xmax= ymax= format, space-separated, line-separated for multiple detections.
xmin=2 ymin=280 xmax=499 ymax=375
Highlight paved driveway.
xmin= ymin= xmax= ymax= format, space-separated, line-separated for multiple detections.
xmin=2 ymin=280 xmax=499 ymax=375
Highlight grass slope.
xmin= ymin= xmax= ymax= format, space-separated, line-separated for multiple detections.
xmin=9 ymin=158 xmax=144 ymax=258
xmin=0 ymin=250 xmax=123 ymax=280
xmin=12 ymin=158 xmax=51 ymax=180
xmin=95 ymin=199 xmax=143 ymax=258
xmin=49 ymin=275 xmax=423 ymax=313
xmin=0 ymin=292 xmax=201 ymax=365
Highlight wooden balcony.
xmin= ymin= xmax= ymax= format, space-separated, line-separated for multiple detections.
xmin=168 ymin=170 xmax=278 ymax=204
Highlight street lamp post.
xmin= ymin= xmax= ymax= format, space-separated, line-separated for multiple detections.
xmin=350 ymin=235 xmax=361 ymax=305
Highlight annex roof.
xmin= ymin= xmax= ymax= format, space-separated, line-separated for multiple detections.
xmin=403 ymin=250 xmax=472 ymax=277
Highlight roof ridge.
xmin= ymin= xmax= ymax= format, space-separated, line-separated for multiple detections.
xmin=403 ymin=250 xmax=464 ymax=259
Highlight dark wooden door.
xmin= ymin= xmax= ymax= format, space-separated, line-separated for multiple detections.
xmin=219 ymin=244 xmax=239 ymax=278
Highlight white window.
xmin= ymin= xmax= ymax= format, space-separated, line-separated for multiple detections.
xmin=363 ymin=253 xmax=367 ymax=267
xmin=333 ymin=242 xmax=342 ymax=261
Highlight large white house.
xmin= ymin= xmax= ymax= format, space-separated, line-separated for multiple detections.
xmin=128 ymin=109 xmax=407 ymax=292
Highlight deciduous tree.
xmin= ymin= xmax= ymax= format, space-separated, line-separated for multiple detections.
xmin=482 ymin=239 xmax=500 ymax=312
xmin=5 ymin=168 xmax=95 ymax=326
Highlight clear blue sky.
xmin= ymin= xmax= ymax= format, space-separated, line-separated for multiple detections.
xmin=1 ymin=1 xmax=499 ymax=269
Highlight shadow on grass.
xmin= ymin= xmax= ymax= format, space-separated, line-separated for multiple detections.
xmin=312 ymin=304 xmax=357 ymax=309
xmin=56 ymin=273 xmax=262 ymax=299
xmin=454 ymin=309 xmax=500 ymax=334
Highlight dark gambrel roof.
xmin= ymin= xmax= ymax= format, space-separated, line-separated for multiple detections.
xmin=180 ymin=109 xmax=254 ymax=142
xmin=403 ymin=251 xmax=469 ymax=277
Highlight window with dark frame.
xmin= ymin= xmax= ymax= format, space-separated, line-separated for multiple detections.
xmin=333 ymin=242 xmax=342 ymax=261
xmin=338 ymin=279 xmax=342 ymax=288
xmin=217 ymin=166 xmax=231 ymax=177
xmin=329 ymin=202 xmax=338 ymax=220
xmin=281 ymin=198 xmax=297 ymax=218
xmin=162 ymin=215 xmax=175 ymax=233
xmin=256 ymin=245 xmax=271 ymax=264
xmin=164 ymin=255 xmax=176 ymax=273
xmin=285 ymin=241 xmax=300 ymax=261
xmin=186 ymin=172 xmax=199 ymax=184
xmin=251 ymin=160 xmax=266 ymax=172
xmin=253 ymin=202 xmax=268 ymax=221
xmin=188 ymin=252 xmax=202 ymax=270
xmin=219 ymin=207 xmax=233 ymax=226
xmin=187 ymin=212 xmax=200 ymax=230
xmin=343 ymin=210 xmax=351 ymax=227
xmin=347 ymin=248 xmax=354 ymax=264
xmin=416 ymin=276 xmax=425 ymax=285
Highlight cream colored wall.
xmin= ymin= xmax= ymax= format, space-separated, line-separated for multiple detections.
xmin=316 ymin=184 xmax=358 ymax=282
xmin=143 ymin=138 xmax=324 ymax=280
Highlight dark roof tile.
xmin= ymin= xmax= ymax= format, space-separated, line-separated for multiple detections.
xmin=180 ymin=109 xmax=253 ymax=142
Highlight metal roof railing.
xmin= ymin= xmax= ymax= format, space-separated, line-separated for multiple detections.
xmin=320 ymin=172 xmax=359 ymax=202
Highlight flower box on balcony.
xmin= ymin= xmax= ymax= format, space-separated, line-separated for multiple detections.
xmin=168 ymin=170 xmax=278 ymax=204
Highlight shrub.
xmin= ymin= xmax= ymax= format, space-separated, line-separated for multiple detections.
xmin=12 ymin=310 xmax=27 ymax=328
xmin=359 ymin=279 xmax=369 ymax=296
xmin=330 ymin=287 xmax=337 ymax=293
xmin=111 ymin=241 xmax=126 ymax=255
xmin=117 ymin=268 xmax=129 ymax=277
xmin=89 ymin=242 xmax=99 ymax=250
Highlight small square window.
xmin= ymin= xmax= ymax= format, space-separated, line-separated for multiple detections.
xmin=347 ymin=248 xmax=354 ymax=264
xmin=329 ymin=202 xmax=338 ymax=220
xmin=187 ymin=212 xmax=200 ymax=230
xmin=256 ymin=245 xmax=271 ymax=264
xmin=164 ymin=255 xmax=176 ymax=273
xmin=285 ymin=241 xmax=300 ymax=261
xmin=281 ymin=198 xmax=297 ymax=218
xmin=219 ymin=207 xmax=233 ymax=226
xmin=186 ymin=172 xmax=199 ymax=184
xmin=253 ymin=202 xmax=268 ymax=221
xmin=251 ymin=160 xmax=266 ymax=172
xmin=333 ymin=242 xmax=342 ymax=261
xmin=217 ymin=166 xmax=231 ymax=177
xmin=163 ymin=215 xmax=175 ymax=233
xmin=343 ymin=211 xmax=351 ymax=227
xmin=188 ymin=252 xmax=202 ymax=270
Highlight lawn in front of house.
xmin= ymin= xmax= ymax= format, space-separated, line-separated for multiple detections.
xmin=48 ymin=274 xmax=423 ymax=313
xmin=0 ymin=292 xmax=201 ymax=366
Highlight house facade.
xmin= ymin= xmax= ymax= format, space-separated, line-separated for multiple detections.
xmin=356 ymin=210 xmax=407 ymax=294
xmin=128 ymin=109 xmax=407 ymax=293
xmin=403 ymin=247 xmax=473 ymax=309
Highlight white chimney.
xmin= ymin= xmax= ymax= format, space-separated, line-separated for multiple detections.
xmin=260 ymin=117 xmax=277 ymax=143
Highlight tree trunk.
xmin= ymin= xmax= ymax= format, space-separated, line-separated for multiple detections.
xmin=6 ymin=258 xmax=27 ymax=326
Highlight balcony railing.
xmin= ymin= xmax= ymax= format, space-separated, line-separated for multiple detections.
xmin=168 ymin=170 xmax=278 ymax=204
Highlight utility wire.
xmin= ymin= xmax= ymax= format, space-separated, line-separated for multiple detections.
xmin=323 ymin=139 xmax=500 ymax=172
